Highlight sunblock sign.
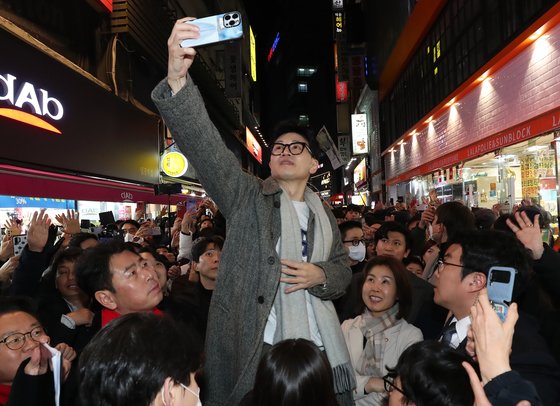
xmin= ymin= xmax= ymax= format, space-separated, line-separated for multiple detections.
xmin=0 ymin=73 xmax=64 ymax=134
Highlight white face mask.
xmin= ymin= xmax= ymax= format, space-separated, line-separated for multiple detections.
xmin=123 ymin=233 xmax=143 ymax=244
xmin=348 ymin=242 xmax=366 ymax=262
xmin=181 ymin=384 xmax=202 ymax=406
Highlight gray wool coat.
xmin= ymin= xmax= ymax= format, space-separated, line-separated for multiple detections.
xmin=152 ymin=77 xmax=352 ymax=406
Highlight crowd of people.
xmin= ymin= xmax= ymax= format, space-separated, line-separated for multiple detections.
xmin=0 ymin=17 xmax=559 ymax=406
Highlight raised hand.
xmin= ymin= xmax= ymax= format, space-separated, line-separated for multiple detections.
xmin=55 ymin=209 xmax=80 ymax=235
xmin=0 ymin=234 xmax=14 ymax=262
xmin=506 ymin=212 xmax=544 ymax=259
xmin=4 ymin=218 xmax=22 ymax=237
xmin=167 ymin=18 xmax=199 ymax=92
xmin=0 ymin=255 xmax=19 ymax=282
xmin=27 ymin=209 xmax=52 ymax=252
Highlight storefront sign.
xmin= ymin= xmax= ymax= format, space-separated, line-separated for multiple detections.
xmin=0 ymin=73 xmax=64 ymax=134
xmin=351 ymin=113 xmax=369 ymax=154
xmin=161 ymin=151 xmax=189 ymax=178
xmin=245 ymin=127 xmax=262 ymax=163
xmin=0 ymin=28 xmax=159 ymax=185
xmin=387 ymin=107 xmax=560 ymax=185
xmin=354 ymin=157 xmax=367 ymax=189
xmin=0 ymin=196 xmax=74 ymax=209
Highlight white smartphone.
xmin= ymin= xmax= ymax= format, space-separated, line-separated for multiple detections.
xmin=487 ymin=266 xmax=516 ymax=322
xmin=12 ymin=234 xmax=28 ymax=256
xmin=181 ymin=11 xmax=243 ymax=48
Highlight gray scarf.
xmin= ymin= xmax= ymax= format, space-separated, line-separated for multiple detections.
xmin=357 ymin=304 xmax=400 ymax=376
xmin=273 ymin=187 xmax=356 ymax=394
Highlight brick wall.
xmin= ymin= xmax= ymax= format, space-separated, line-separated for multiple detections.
xmin=385 ymin=23 xmax=560 ymax=181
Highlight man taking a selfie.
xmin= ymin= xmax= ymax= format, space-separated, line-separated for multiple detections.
xmin=151 ymin=18 xmax=354 ymax=406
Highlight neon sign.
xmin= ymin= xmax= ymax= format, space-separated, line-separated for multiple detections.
xmin=0 ymin=73 xmax=64 ymax=134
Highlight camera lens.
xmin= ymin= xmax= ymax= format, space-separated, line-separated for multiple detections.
xmin=225 ymin=15 xmax=231 ymax=20
xmin=232 ymin=13 xmax=238 ymax=19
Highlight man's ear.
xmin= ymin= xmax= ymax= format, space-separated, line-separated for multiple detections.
xmin=309 ymin=158 xmax=319 ymax=175
xmin=468 ymin=272 xmax=487 ymax=292
xmin=404 ymin=249 xmax=411 ymax=258
xmin=192 ymin=261 xmax=199 ymax=274
xmin=94 ymin=290 xmax=118 ymax=310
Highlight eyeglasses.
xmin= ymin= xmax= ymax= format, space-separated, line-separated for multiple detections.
xmin=383 ymin=374 xmax=407 ymax=396
xmin=342 ymin=238 xmax=365 ymax=246
xmin=270 ymin=142 xmax=312 ymax=156
xmin=437 ymin=259 xmax=463 ymax=270
xmin=0 ymin=326 xmax=46 ymax=350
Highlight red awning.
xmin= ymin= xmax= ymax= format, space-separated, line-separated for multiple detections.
xmin=0 ymin=165 xmax=192 ymax=205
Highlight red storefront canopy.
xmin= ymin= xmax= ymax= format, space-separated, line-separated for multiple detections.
xmin=0 ymin=165 xmax=192 ymax=205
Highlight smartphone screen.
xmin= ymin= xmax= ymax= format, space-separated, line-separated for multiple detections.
xmin=181 ymin=11 xmax=243 ymax=48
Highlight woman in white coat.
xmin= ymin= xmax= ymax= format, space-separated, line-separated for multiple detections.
xmin=341 ymin=256 xmax=423 ymax=405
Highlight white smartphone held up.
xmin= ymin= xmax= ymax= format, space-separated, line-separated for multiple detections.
xmin=486 ymin=266 xmax=516 ymax=322
xmin=181 ymin=11 xmax=243 ymax=48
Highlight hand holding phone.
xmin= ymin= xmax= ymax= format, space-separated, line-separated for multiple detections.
xmin=181 ymin=11 xmax=243 ymax=48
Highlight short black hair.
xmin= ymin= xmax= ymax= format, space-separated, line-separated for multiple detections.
xmin=191 ymin=235 xmax=225 ymax=262
xmin=251 ymin=338 xmax=338 ymax=406
xmin=42 ymin=246 xmax=85 ymax=293
xmin=448 ymin=229 xmax=531 ymax=300
xmin=68 ymin=232 xmax=99 ymax=249
xmin=389 ymin=340 xmax=476 ymax=406
xmin=79 ymin=313 xmax=202 ymax=406
xmin=374 ymin=221 xmax=412 ymax=251
xmin=403 ymin=255 xmax=425 ymax=269
xmin=270 ymin=119 xmax=319 ymax=158
xmin=119 ymin=219 xmax=140 ymax=230
xmin=360 ymin=256 xmax=412 ymax=319
xmin=0 ymin=296 xmax=39 ymax=320
xmin=75 ymin=240 xmax=137 ymax=297
xmin=472 ymin=208 xmax=497 ymax=230
xmin=435 ymin=202 xmax=476 ymax=241
xmin=338 ymin=220 xmax=363 ymax=240
xmin=363 ymin=211 xmax=384 ymax=226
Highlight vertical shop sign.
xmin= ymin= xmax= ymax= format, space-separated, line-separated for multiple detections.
xmin=338 ymin=135 xmax=351 ymax=163
xmin=224 ymin=43 xmax=242 ymax=98
xmin=351 ymin=113 xmax=369 ymax=154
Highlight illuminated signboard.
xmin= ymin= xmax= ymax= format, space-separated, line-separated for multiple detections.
xmin=334 ymin=12 xmax=343 ymax=34
xmin=0 ymin=73 xmax=64 ymax=134
xmin=161 ymin=151 xmax=188 ymax=178
xmin=335 ymin=75 xmax=348 ymax=102
xmin=353 ymin=158 xmax=367 ymax=189
xmin=250 ymin=27 xmax=257 ymax=81
xmin=245 ymin=127 xmax=262 ymax=163
xmin=89 ymin=0 xmax=113 ymax=13
xmin=332 ymin=0 xmax=344 ymax=10
xmin=268 ymin=32 xmax=280 ymax=62
xmin=351 ymin=113 xmax=369 ymax=154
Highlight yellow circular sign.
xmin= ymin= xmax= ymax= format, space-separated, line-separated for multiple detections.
xmin=161 ymin=151 xmax=188 ymax=177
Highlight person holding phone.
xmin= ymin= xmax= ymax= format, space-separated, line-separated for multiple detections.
xmin=151 ymin=20 xmax=354 ymax=406
xmin=433 ymin=229 xmax=560 ymax=404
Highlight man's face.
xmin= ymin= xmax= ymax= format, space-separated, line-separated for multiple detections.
xmin=375 ymin=231 xmax=409 ymax=260
xmin=195 ymin=242 xmax=221 ymax=286
xmin=0 ymin=312 xmax=49 ymax=384
xmin=405 ymin=262 xmax=424 ymax=277
xmin=55 ymin=260 xmax=86 ymax=300
xmin=269 ymin=133 xmax=318 ymax=182
xmin=100 ymin=250 xmax=163 ymax=314
xmin=345 ymin=210 xmax=361 ymax=221
xmin=433 ymin=244 xmax=471 ymax=312
xmin=199 ymin=219 xmax=213 ymax=230
xmin=121 ymin=223 xmax=138 ymax=236
xmin=156 ymin=247 xmax=176 ymax=263
xmin=139 ymin=252 xmax=168 ymax=289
